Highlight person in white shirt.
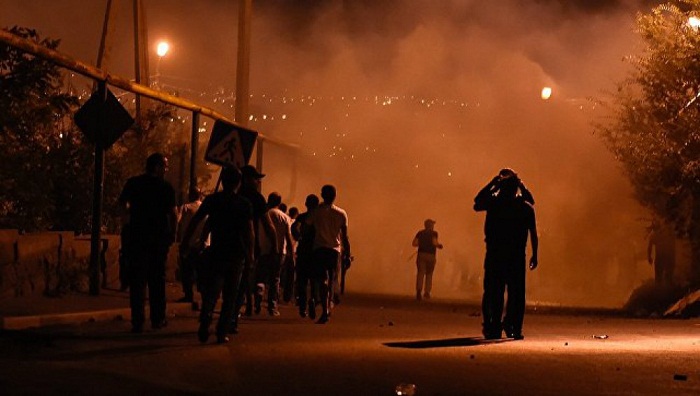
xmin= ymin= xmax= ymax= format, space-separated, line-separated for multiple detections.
xmin=176 ymin=189 xmax=205 ymax=304
xmin=310 ymin=185 xmax=351 ymax=324
xmin=254 ymin=192 xmax=294 ymax=316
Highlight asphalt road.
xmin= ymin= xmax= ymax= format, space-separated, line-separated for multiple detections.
xmin=1 ymin=294 xmax=698 ymax=395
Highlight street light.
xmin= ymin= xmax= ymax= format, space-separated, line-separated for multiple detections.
xmin=155 ymin=40 xmax=170 ymax=88
xmin=689 ymin=16 xmax=700 ymax=29
xmin=541 ymin=87 xmax=552 ymax=100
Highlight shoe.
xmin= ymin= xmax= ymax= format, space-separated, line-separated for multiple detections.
xmin=308 ymin=301 xmax=316 ymax=320
xmin=244 ymin=304 xmax=253 ymax=317
xmin=423 ymin=292 xmax=431 ymax=300
xmin=131 ymin=324 xmax=143 ymax=334
xmin=416 ymin=292 xmax=422 ymax=301
xmin=506 ymin=331 xmax=524 ymax=340
xmin=198 ymin=324 xmax=210 ymax=343
xmin=299 ymin=308 xmax=307 ymax=318
xmin=316 ymin=314 xmax=329 ymax=324
xmin=268 ymin=309 xmax=280 ymax=317
xmin=483 ymin=330 xmax=502 ymax=340
xmin=151 ymin=319 xmax=168 ymax=329
xmin=333 ymin=295 xmax=341 ymax=305
xmin=216 ymin=334 xmax=230 ymax=344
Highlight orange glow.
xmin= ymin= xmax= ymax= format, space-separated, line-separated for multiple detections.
xmin=541 ymin=87 xmax=552 ymax=100
xmin=156 ymin=41 xmax=170 ymax=57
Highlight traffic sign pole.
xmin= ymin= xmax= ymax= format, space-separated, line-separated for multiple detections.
xmin=88 ymin=81 xmax=107 ymax=296
xmin=189 ymin=112 xmax=200 ymax=198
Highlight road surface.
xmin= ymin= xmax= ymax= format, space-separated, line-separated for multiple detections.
xmin=1 ymin=294 xmax=698 ymax=395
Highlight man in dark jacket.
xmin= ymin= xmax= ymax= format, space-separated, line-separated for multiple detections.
xmin=180 ymin=167 xmax=254 ymax=344
xmin=118 ymin=153 xmax=177 ymax=333
xmin=474 ymin=169 xmax=538 ymax=340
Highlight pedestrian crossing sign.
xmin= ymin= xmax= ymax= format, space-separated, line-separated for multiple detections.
xmin=205 ymin=120 xmax=258 ymax=168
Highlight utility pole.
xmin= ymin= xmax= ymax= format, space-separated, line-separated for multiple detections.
xmin=96 ymin=0 xmax=115 ymax=71
xmin=133 ymin=0 xmax=150 ymax=123
xmin=235 ymin=0 xmax=260 ymax=172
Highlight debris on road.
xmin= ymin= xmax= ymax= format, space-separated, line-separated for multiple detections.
xmin=673 ymin=374 xmax=688 ymax=381
xmin=592 ymin=335 xmax=609 ymax=339
xmin=395 ymin=383 xmax=417 ymax=395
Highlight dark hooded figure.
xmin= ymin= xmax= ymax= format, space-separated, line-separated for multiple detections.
xmin=474 ymin=169 xmax=538 ymax=340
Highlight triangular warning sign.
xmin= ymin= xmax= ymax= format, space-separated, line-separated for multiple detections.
xmin=205 ymin=120 xmax=258 ymax=168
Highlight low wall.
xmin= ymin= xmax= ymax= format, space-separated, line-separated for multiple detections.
xmin=0 ymin=230 xmax=178 ymax=302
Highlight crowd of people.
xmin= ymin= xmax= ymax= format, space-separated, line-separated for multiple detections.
xmin=119 ymin=153 xmax=543 ymax=343
xmin=118 ymin=153 xmax=351 ymax=344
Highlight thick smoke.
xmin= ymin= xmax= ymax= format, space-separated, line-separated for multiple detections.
xmin=2 ymin=0 xmax=668 ymax=307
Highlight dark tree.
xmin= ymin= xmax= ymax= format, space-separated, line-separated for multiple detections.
xmin=596 ymin=1 xmax=700 ymax=285
xmin=0 ymin=26 xmax=90 ymax=232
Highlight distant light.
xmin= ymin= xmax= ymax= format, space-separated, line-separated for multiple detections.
xmin=156 ymin=41 xmax=170 ymax=57
xmin=689 ymin=16 xmax=700 ymax=29
xmin=541 ymin=87 xmax=552 ymax=100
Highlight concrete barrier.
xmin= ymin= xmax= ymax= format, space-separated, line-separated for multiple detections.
xmin=0 ymin=230 xmax=179 ymax=303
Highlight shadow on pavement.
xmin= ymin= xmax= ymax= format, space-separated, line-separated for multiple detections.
xmin=383 ymin=336 xmax=513 ymax=349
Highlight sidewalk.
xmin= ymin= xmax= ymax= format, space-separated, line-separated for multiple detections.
xmin=0 ymin=283 xmax=196 ymax=330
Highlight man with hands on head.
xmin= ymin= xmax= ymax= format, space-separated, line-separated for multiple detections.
xmin=474 ymin=168 xmax=538 ymax=340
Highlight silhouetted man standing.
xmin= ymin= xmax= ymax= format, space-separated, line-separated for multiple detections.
xmin=647 ymin=219 xmax=676 ymax=286
xmin=118 ymin=153 xmax=177 ymax=333
xmin=310 ymin=185 xmax=350 ymax=324
xmin=474 ymin=169 xmax=538 ymax=340
xmin=180 ymin=167 xmax=254 ymax=344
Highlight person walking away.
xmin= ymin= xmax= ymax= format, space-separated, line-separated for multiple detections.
xmin=412 ymin=219 xmax=443 ymax=300
xmin=281 ymin=206 xmax=299 ymax=303
xmin=180 ymin=167 xmax=254 ymax=344
xmin=292 ymin=194 xmax=320 ymax=319
xmin=118 ymin=153 xmax=177 ymax=333
xmin=176 ymin=188 xmax=205 ymax=306
xmin=309 ymin=185 xmax=351 ymax=324
xmin=255 ymin=192 xmax=294 ymax=316
xmin=647 ymin=219 xmax=676 ymax=287
xmin=230 ymin=165 xmax=278 ymax=331
xmin=474 ymin=169 xmax=538 ymax=340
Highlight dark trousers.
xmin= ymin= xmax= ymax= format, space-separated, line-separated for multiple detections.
xmin=178 ymin=251 xmax=198 ymax=299
xmin=295 ymin=251 xmax=316 ymax=310
xmin=280 ymin=254 xmax=296 ymax=303
xmin=654 ymin=262 xmax=675 ymax=286
xmin=199 ymin=257 xmax=244 ymax=337
xmin=312 ymin=248 xmax=340 ymax=316
xmin=482 ymin=249 xmax=526 ymax=336
xmin=129 ymin=244 xmax=168 ymax=328
xmin=255 ymin=253 xmax=283 ymax=311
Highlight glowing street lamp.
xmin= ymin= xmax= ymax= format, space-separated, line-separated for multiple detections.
xmin=154 ymin=40 xmax=170 ymax=88
xmin=156 ymin=41 xmax=170 ymax=57
xmin=541 ymin=86 xmax=552 ymax=100
xmin=689 ymin=16 xmax=700 ymax=29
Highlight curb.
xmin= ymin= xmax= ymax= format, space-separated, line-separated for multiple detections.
xmin=0 ymin=302 xmax=195 ymax=330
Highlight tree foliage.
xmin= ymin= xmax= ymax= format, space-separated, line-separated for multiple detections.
xmin=0 ymin=26 xmax=202 ymax=233
xmin=595 ymin=1 xmax=700 ymax=284
xmin=0 ymin=26 xmax=89 ymax=232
